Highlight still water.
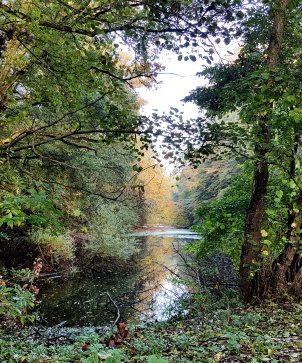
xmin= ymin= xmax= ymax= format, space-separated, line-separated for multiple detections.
xmin=39 ymin=228 xmax=200 ymax=327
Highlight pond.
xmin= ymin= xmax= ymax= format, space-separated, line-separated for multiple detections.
xmin=38 ymin=227 xmax=200 ymax=327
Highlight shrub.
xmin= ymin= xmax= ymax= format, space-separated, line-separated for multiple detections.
xmin=0 ymin=269 xmax=38 ymax=326
xmin=31 ymin=229 xmax=75 ymax=265
xmin=85 ymin=203 xmax=138 ymax=260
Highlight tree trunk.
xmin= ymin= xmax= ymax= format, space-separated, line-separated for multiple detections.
xmin=270 ymin=134 xmax=302 ymax=296
xmin=270 ymin=203 xmax=302 ymax=296
xmin=240 ymin=0 xmax=289 ymax=302
xmin=240 ymin=138 xmax=269 ymax=301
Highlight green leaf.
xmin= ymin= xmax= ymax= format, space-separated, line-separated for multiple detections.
xmin=276 ymin=190 xmax=283 ymax=199
xmin=72 ymin=208 xmax=81 ymax=217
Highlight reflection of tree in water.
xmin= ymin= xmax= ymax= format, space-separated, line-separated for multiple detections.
xmin=39 ymin=232 xmax=196 ymax=326
xmin=133 ymin=236 xmax=186 ymax=320
xmin=39 ymin=268 xmax=141 ymax=326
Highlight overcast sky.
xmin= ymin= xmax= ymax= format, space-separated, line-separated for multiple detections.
xmin=136 ymin=52 xmax=206 ymax=173
xmin=137 ymin=42 xmax=238 ymax=120
xmin=137 ymin=46 xmax=237 ymax=172
xmin=138 ymin=51 xmax=203 ymax=120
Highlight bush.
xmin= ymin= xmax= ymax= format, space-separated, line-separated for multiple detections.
xmin=0 ymin=269 xmax=37 ymax=326
xmin=85 ymin=203 xmax=138 ymax=260
xmin=31 ymin=229 xmax=75 ymax=265
xmin=190 ymin=170 xmax=251 ymax=267
xmin=0 ymin=189 xmax=62 ymax=230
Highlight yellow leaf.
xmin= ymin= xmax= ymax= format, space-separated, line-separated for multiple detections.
xmin=80 ymin=227 xmax=88 ymax=234
xmin=261 ymin=229 xmax=268 ymax=237
xmin=214 ymin=352 xmax=223 ymax=362
xmin=262 ymin=250 xmax=269 ymax=256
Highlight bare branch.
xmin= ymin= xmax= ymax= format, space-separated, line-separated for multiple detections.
xmin=103 ymin=292 xmax=120 ymax=326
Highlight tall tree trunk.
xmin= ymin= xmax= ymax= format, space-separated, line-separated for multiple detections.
xmin=240 ymin=0 xmax=289 ymax=301
xmin=240 ymin=132 xmax=269 ymax=301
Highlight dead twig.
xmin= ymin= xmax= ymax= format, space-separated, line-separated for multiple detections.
xmin=102 ymin=292 xmax=120 ymax=326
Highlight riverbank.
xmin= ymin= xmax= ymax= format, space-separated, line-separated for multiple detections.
xmin=2 ymin=295 xmax=302 ymax=362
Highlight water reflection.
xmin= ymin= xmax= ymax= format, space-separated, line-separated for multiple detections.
xmin=39 ymin=228 xmax=199 ymax=326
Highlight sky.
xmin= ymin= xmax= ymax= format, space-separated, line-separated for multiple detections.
xmin=137 ymin=43 xmax=239 ymax=119
xmin=137 ymin=51 xmax=203 ymax=120
xmin=136 ymin=52 xmax=205 ymax=173
xmin=136 ymin=46 xmax=238 ymax=173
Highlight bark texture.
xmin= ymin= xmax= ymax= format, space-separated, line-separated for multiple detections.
xmin=240 ymin=138 xmax=269 ymax=301
xmin=240 ymin=0 xmax=289 ymax=302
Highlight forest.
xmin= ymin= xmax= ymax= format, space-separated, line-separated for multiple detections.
xmin=1 ymin=0 xmax=302 ymax=362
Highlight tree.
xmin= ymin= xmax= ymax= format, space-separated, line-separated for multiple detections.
xmin=0 ymin=0 xmax=243 ymax=165
xmin=176 ymin=0 xmax=302 ymax=300
xmin=137 ymin=153 xmax=178 ymax=226
xmin=189 ymin=165 xmax=252 ymax=268
xmin=0 ymin=0 xmax=260 ymax=270
xmin=0 ymin=0 xmax=153 ymax=266
xmin=173 ymin=158 xmax=238 ymax=225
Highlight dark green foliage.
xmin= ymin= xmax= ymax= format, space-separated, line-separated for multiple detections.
xmin=0 ymin=332 xmax=127 ymax=363
xmin=0 ymin=189 xmax=62 ymax=230
xmin=0 ymin=0 xmax=157 ymax=267
xmin=0 ymin=142 xmax=141 ymax=267
xmin=189 ymin=165 xmax=252 ymax=266
xmin=189 ymin=161 xmax=302 ymax=267
xmin=124 ymin=297 xmax=302 ymax=362
xmin=0 ymin=269 xmax=37 ymax=326
xmin=3 ymin=293 xmax=302 ymax=362
xmin=174 ymin=159 xmax=239 ymax=225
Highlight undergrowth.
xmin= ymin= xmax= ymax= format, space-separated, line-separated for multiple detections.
xmin=2 ymin=293 xmax=302 ymax=362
